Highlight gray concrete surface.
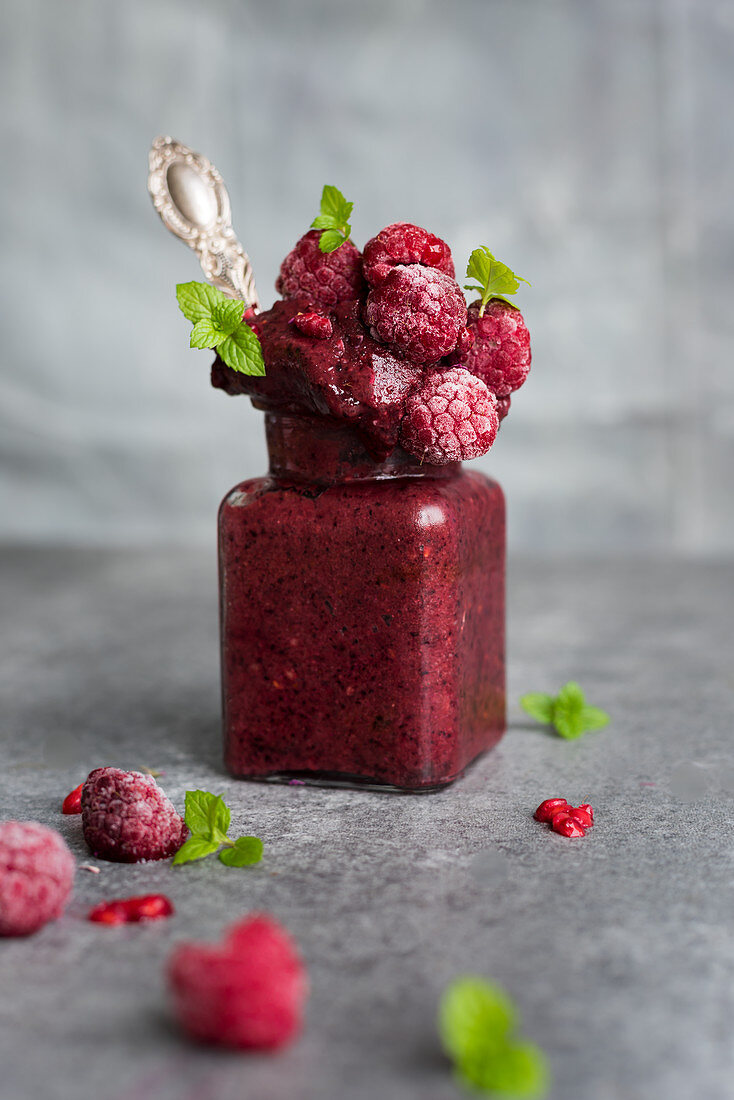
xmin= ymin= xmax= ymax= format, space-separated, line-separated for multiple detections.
xmin=2 ymin=0 xmax=734 ymax=554
xmin=1 ymin=547 xmax=734 ymax=1099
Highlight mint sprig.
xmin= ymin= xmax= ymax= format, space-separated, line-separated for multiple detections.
xmin=310 ymin=185 xmax=353 ymax=253
xmin=173 ymin=790 xmax=264 ymax=868
xmin=520 ymin=682 xmax=610 ymax=741
xmin=464 ymin=247 xmax=530 ymax=316
xmin=439 ymin=977 xmax=549 ymax=1098
xmin=176 ymin=282 xmax=265 ymax=376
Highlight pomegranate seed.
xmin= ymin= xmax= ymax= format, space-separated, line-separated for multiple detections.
xmin=576 ymin=803 xmax=594 ymax=825
xmin=62 ymin=783 xmax=83 ymax=815
xmin=534 ymin=798 xmax=568 ymax=823
xmin=570 ymin=806 xmax=594 ymax=829
xmin=88 ymin=894 xmax=174 ymax=925
xmin=551 ymin=811 xmax=586 ymax=838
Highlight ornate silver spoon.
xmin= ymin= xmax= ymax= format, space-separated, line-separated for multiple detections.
xmin=147 ymin=136 xmax=259 ymax=308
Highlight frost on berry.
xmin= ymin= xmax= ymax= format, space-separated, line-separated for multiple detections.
xmin=362 ymin=222 xmax=455 ymax=286
xmin=400 ymin=367 xmax=498 ymax=465
xmin=81 ymin=767 xmax=187 ymax=863
xmin=276 ymin=230 xmax=364 ymax=309
xmin=456 ymin=299 xmax=531 ymax=397
xmin=168 ymin=913 xmax=308 ymax=1050
xmin=0 ymin=821 xmax=75 ymax=936
xmin=364 ymin=265 xmax=467 ymax=365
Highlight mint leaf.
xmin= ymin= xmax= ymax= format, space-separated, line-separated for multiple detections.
xmin=213 ymin=298 xmax=246 ymax=336
xmin=176 ymin=281 xmax=265 ymax=377
xmin=439 ymin=977 xmax=549 ymax=1098
xmin=318 ymin=184 xmax=353 ymax=226
xmin=176 ymin=281 xmax=224 ymax=323
xmin=310 ymin=185 xmax=353 ymax=252
xmin=219 ymin=836 xmax=263 ymax=867
xmin=178 ymin=789 xmax=264 ymax=869
xmin=209 ymin=794 xmax=231 ymax=839
xmin=218 ymin=324 xmax=266 ymax=376
xmin=464 ymin=247 xmax=530 ymax=315
xmin=579 ymin=705 xmax=610 ymax=732
xmin=457 ymin=1039 xmax=550 ymax=1098
xmin=318 ymin=228 xmax=348 ymax=253
xmin=519 ymin=693 xmax=555 ymax=725
xmin=552 ymin=681 xmax=586 ymax=740
xmin=189 ymin=319 xmax=225 ymax=349
xmin=173 ymin=835 xmax=220 ymax=865
xmin=439 ymin=978 xmax=516 ymax=1065
xmin=184 ymin=790 xmax=219 ymax=836
xmin=520 ymin=683 xmax=610 ymax=741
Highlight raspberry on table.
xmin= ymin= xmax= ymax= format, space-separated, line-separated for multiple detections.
xmin=168 ymin=913 xmax=308 ymax=1050
xmin=454 ymin=299 xmax=531 ymax=397
xmin=0 ymin=821 xmax=75 ymax=936
xmin=400 ymin=367 xmax=498 ymax=465
xmin=81 ymin=767 xmax=187 ymax=863
xmin=276 ymin=230 xmax=364 ymax=310
xmin=496 ymin=394 xmax=511 ymax=422
xmin=362 ymin=222 xmax=455 ymax=286
xmin=364 ymin=265 xmax=467 ymax=365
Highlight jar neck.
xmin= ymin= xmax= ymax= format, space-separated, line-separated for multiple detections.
xmin=264 ymin=412 xmax=460 ymax=484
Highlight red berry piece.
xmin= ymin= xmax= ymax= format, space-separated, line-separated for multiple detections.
xmin=455 ymin=299 xmax=531 ymax=397
xmin=534 ymin=798 xmax=569 ymax=823
xmin=400 ymin=367 xmax=498 ymax=465
xmin=291 ymin=311 xmax=333 ymax=340
xmin=364 ymin=265 xmax=467 ymax=364
xmin=81 ymin=767 xmax=187 ymax=863
xmin=551 ymin=811 xmax=586 ymax=838
xmin=276 ymin=230 xmax=364 ymax=310
xmin=576 ymin=803 xmax=594 ymax=824
xmin=362 ymin=222 xmax=455 ymax=286
xmin=62 ymin=783 xmax=83 ymax=815
xmin=88 ymin=894 xmax=174 ymax=925
xmin=0 ymin=821 xmax=75 ymax=936
xmin=570 ymin=805 xmax=594 ymax=829
xmin=168 ymin=913 xmax=308 ymax=1050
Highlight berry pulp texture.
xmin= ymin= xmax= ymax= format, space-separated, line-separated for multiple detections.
xmin=219 ymin=412 xmax=505 ymax=789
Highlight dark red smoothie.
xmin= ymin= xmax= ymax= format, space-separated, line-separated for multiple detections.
xmin=215 ymin=296 xmax=506 ymax=788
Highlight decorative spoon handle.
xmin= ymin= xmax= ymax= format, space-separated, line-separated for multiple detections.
xmin=147 ymin=136 xmax=259 ymax=309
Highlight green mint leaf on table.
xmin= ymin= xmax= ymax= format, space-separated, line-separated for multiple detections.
xmin=172 ymin=835 xmax=220 ymax=865
xmin=520 ymin=682 xmax=610 ymax=740
xmin=464 ymin=247 xmax=530 ymax=315
xmin=517 ymin=693 xmax=555 ymax=726
xmin=219 ymin=836 xmax=264 ymax=867
xmin=175 ymin=281 xmax=265 ymax=377
xmin=439 ymin=977 xmax=549 ymax=1098
xmin=174 ymin=789 xmax=263 ymax=868
xmin=310 ymin=185 xmax=353 ymax=253
xmin=457 ymin=1040 xmax=549 ymax=1098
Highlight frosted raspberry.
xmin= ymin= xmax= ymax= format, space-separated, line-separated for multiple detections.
xmin=400 ymin=367 xmax=498 ymax=465
xmin=362 ymin=222 xmax=455 ymax=286
xmin=364 ymin=265 xmax=467 ymax=365
xmin=457 ymin=299 xmax=531 ymax=396
xmin=276 ymin=230 xmax=364 ymax=309
xmin=496 ymin=394 xmax=511 ymax=422
xmin=168 ymin=913 xmax=308 ymax=1050
xmin=81 ymin=767 xmax=187 ymax=863
xmin=290 ymin=311 xmax=332 ymax=339
xmin=0 ymin=821 xmax=75 ymax=936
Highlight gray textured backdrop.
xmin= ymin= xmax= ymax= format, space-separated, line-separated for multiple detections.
xmin=1 ymin=0 xmax=733 ymax=554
